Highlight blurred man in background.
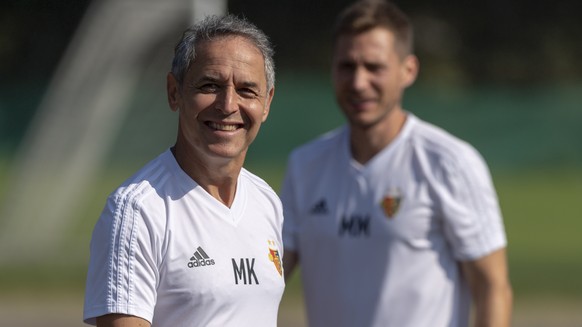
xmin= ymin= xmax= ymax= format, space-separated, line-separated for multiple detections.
xmin=84 ymin=14 xmax=285 ymax=327
xmin=281 ymin=1 xmax=512 ymax=326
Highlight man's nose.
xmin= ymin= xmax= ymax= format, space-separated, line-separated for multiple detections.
xmin=215 ymin=86 xmax=238 ymax=114
xmin=350 ymin=67 xmax=368 ymax=91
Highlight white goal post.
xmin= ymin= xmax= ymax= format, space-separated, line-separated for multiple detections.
xmin=0 ymin=0 xmax=226 ymax=264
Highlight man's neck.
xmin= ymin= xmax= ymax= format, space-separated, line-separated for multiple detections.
xmin=171 ymin=146 xmax=243 ymax=207
xmin=350 ymin=110 xmax=407 ymax=165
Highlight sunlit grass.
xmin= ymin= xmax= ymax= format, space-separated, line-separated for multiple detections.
xmin=1 ymin=162 xmax=581 ymax=302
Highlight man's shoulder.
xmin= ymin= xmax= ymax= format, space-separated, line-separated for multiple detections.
xmin=289 ymin=126 xmax=346 ymax=163
xmin=110 ymin=150 xmax=176 ymax=205
xmin=240 ymin=168 xmax=279 ymax=199
xmin=409 ymin=115 xmax=480 ymax=160
xmin=408 ymin=114 xmax=489 ymax=173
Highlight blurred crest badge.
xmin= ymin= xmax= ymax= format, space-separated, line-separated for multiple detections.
xmin=268 ymin=240 xmax=283 ymax=276
xmin=381 ymin=188 xmax=402 ymax=219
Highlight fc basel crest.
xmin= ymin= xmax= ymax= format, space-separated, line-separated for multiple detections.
xmin=268 ymin=240 xmax=283 ymax=276
xmin=380 ymin=188 xmax=402 ymax=219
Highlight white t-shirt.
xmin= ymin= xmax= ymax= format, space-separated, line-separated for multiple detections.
xmin=282 ymin=114 xmax=507 ymax=327
xmin=84 ymin=149 xmax=285 ymax=327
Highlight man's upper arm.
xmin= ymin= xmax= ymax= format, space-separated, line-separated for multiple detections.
xmin=461 ymin=248 xmax=513 ymax=327
xmin=461 ymin=247 xmax=511 ymax=291
xmin=283 ymin=249 xmax=299 ymax=281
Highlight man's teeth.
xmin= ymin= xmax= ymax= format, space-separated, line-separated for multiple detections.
xmin=209 ymin=122 xmax=238 ymax=131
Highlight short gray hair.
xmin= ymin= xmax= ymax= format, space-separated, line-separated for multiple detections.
xmin=171 ymin=14 xmax=275 ymax=92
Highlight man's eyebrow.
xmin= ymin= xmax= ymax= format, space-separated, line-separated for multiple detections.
xmin=238 ymin=80 xmax=260 ymax=89
xmin=195 ymin=75 xmax=222 ymax=84
xmin=193 ymin=75 xmax=260 ymax=87
xmin=336 ymin=58 xmax=356 ymax=65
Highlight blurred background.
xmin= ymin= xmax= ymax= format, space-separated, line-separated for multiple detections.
xmin=1 ymin=0 xmax=581 ymax=326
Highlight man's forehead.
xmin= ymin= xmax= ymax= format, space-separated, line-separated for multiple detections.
xmin=186 ymin=38 xmax=265 ymax=72
xmin=334 ymin=31 xmax=397 ymax=60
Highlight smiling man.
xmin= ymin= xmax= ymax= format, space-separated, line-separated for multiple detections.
xmin=83 ymin=15 xmax=284 ymax=327
xmin=281 ymin=1 xmax=512 ymax=327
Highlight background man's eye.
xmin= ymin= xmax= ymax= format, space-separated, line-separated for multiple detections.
xmin=366 ymin=64 xmax=383 ymax=72
xmin=339 ymin=62 xmax=354 ymax=69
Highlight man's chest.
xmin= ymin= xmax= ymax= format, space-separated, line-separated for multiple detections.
xmin=156 ymin=211 xmax=285 ymax=303
xmin=298 ymin=166 xmax=439 ymax=244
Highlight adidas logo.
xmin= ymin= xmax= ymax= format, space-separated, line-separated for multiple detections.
xmin=187 ymin=246 xmax=215 ymax=268
xmin=310 ymin=199 xmax=328 ymax=214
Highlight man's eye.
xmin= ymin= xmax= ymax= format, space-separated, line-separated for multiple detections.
xmin=337 ymin=62 xmax=355 ymax=72
xmin=365 ymin=64 xmax=384 ymax=73
xmin=198 ymin=84 xmax=219 ymax=93
xmin=238 ymin=88 xmax=258 ymax=98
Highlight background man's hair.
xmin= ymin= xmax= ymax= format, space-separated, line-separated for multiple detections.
xmin=333 ymin=0 xmax=414 ymax=58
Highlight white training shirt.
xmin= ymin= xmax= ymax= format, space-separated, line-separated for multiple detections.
xmin=282 ymin=113 xmax=507 ymax=327
xmin=84 ymin=149 xmax=285 ymax=327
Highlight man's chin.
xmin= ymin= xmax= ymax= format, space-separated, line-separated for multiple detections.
xmin=346 ymin=112 xmax=377 ymax=127
xmin=206 ymin=145 xmax=247 ymax=161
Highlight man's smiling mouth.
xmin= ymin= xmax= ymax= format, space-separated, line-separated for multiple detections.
xmin=349 ymin=97 xmax=375 ymax=106
xmin=207 ymin=121 xmax=242 ymax=131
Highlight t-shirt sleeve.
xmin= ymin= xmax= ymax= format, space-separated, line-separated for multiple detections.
xmin=83 ymin=191 xmax=158 ymax=325
xmin=280 ymin=159 xmax=300 ymax=253
xmin=437 ymin=147 xmax=507 ymax=261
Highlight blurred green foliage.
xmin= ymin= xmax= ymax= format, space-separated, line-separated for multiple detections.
xmin=2 ymin=0 xmax=582 ymax=154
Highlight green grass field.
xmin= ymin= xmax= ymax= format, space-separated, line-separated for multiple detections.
xmin=494 ymin=168 xmax=582 ymax=299
xmin=1 ymin=163 xmax=581 ymax=302
xmin=1 ymin=163 xmax=581 ymax=326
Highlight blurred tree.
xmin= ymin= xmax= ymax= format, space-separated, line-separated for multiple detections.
xmin=0 ymin=0 xmax=91 ymax=153
xmin=228 ymin=0 xmax=582 ymax=85
xmin=1 ymin=0 xmax=581 ymax=152
xmin=0 ymin=0 xmax=90 ymax=83
xmin=2 ymin=0 xmax=581 ymax=85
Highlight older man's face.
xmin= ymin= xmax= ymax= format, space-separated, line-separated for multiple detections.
xmin=168 ymin=36 xmax=273 ymax=164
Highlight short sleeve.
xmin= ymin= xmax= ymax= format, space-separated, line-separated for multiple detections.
xmin=83 ymin=191 xmax=158 ymax=325
xmin=280 ymin=160 xmax=300 ymax=252
xmin=437 ymin=147 xmax=507 ymax=261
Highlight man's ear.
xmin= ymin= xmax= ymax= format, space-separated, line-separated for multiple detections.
xmin=167 ymin=72 xmax=181 ymax=112
xmin=262 ymin=87 xmax=275 ymax=122
xmin=401 ymin=54 xmax=419 ymax=88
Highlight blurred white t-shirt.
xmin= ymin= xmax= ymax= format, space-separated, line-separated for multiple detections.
xmin=282 ymin=113 xmax=507 ymax=327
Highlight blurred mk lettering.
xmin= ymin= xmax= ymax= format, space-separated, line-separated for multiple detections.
xmin=339 ymin=214 xmax=370 ymax=237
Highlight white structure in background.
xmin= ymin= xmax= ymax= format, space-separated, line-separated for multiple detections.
xmin=0 ymin=0 xmax=226 ymax=264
